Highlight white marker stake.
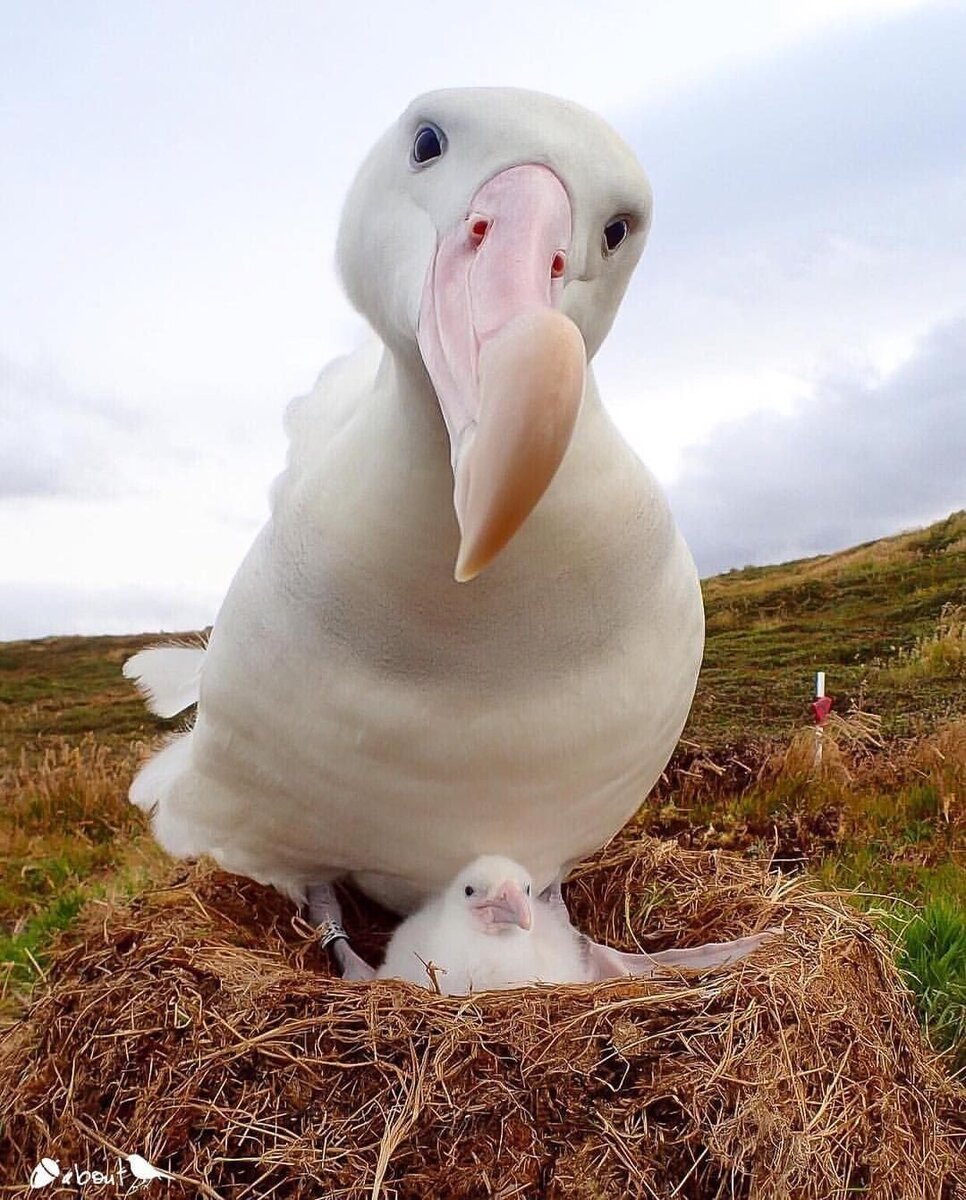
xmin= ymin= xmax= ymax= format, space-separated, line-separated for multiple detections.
xmin=814 ymin=671 xmax=825 ymax=768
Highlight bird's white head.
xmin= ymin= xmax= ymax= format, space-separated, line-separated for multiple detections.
xmin=337 ymin=88 xmax=652 ymax=581
xmin=448 ymin=854 xmax=534 ymax=935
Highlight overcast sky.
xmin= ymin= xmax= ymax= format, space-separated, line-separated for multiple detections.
xmin=1 ymin=0 xmax=964 ymax=639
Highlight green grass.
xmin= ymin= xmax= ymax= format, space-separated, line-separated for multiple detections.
xmin=0 ymin=631 xmax=175 ymax=750
xmin=0 ymin=889 xmax=88 ymax=988
xmin=882 ymin=898 xmax=966 ymax=1070
xmin=0 ymin=844 xmax=167 ymax=1009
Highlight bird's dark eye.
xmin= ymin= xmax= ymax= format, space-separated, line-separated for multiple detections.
xmin=412 ymin=124 xmax=445 ymax=167
xmin=603 ymin=217 xmax=630 ymax=254
xmin=464 ymin=885 xmax=475 ymax=897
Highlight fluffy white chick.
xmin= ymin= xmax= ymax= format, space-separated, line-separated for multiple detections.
xmin=377 ymin=855 xmax=588 ymax=994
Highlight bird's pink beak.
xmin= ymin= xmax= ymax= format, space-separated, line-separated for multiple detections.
xmin=418 ymin=164 xmax=586 ymax=581
xmin=472 ymin=880 xmax=532 ymax=931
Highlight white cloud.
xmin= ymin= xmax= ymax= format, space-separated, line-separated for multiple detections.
xmin=603 ymin=1 xmax=966 ymax=479
xmin=0 ymin=355 xmax=170 ymax=499
xmin=667 ymin=319 xmax=966 ymax=573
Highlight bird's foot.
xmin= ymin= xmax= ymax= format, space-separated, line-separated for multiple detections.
xmin=330 ymin=937 xmax=376 ymax=982
xmin=585 ymin=930 xmax=774 ymax=981
xmin=306 ymin=881 xmax=376 ymax=981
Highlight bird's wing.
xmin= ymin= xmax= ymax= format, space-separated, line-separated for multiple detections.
xmin=123 ymin=645 xmax=205 ymax=718
xmin=532 ymin=904 xmax=592 ymax=983
xmin=378 ymin=903 xmax=450 ymax=985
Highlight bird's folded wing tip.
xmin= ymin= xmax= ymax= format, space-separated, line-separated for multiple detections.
xmin=122 ymin=645 xmax=204 ymax=718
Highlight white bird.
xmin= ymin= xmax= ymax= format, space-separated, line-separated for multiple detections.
xmin=125 ymin=1154 xmax=172 ymax=1183
xmin=126 ymin=88 xmax=765 ymax=979
xmin=377 ymin=855 xmax=588 ymax=993
xmin=379 ymin=855 xmax=770 ymax=992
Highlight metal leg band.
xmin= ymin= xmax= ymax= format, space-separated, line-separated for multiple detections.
xmin=316 ymin=919 xmax=350 ymax=951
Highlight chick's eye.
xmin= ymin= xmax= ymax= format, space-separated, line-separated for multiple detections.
xmin=464 ymin=885 xmax=475 ymax=897
xmin=603 ymin=217 xmax=630 ymax=254
xmin=525 ymin=884 xmax=531 ymax=895
xmin=412 ymin=124 xmax=445 ymax=166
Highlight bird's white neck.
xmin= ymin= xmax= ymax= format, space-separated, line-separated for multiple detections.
xmin=278 ymin=340 xmax=612 ymax=580
xmin=268 ymin=337 xmax=676 ymax=687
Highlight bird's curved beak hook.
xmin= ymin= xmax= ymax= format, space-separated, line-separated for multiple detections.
xmin=418 ymin=164 xmax=586 ymax=581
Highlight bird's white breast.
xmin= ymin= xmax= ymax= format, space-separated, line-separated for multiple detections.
xmin=158 ymin=347 xmax=703 ymax=909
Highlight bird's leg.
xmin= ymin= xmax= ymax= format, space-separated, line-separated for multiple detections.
xmin=305 ymin=882 xmax=375 ymax=981
xmin=538 ymin=875 xmax=569 ymax=913
xmin=540 ymin=875 xmax=771 ymax=981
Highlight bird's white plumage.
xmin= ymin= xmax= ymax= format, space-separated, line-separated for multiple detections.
xmin=123 ymin=645 xmax=204 ymax=719
xmin=377 ymin=856 xmax=588 ymax=993
xmin=127 ymin=89 xmax=704 ymax=915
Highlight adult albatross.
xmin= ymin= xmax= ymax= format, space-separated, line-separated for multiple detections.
xmin=126 ymin=88 xmax=764 ymax=979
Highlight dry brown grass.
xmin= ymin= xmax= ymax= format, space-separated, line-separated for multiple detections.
xmin=0 ymin=734 xmax=141 ymax=841
xmin=0 ymin=735 xmax=150 ymax=1018
xmin=1 ymin=835 xmax=961 ymax=1200
xmin=651 ymin=714 xmax=964 ymax=845
xmin=875 ymin=604 xmax=966 ymax=684
xmin=758 ymin=711 xmax=964 ymax=838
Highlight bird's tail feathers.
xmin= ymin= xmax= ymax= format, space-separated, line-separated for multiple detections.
xmin=123 ymin=644 xmax=205 ymax=718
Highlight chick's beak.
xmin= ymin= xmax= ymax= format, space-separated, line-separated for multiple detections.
xmin=473 ymin=880 xmax=532 ymax=930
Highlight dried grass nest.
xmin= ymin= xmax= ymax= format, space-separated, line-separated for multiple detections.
xmin=1 ymin=835 xmax=962 ymax=1200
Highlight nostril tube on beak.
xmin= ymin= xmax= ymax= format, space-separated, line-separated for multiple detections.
xmin=468 ymin=214 xmax=491 ymax=247
xmin=550 ymin=251 xmax=566 ymax=278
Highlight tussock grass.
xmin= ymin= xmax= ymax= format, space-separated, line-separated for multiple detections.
xmin=874 ymin=602 xmax=966 ymax=683
xmin=1 ymin=840 xmax=961 ymax=1199
xmin=644 ymin=714 xmax=966 ymax=1065
xmin=649 ymin=716 xmax=962 ymax=878
xmin=2 ymin=733 xmax=140 ymax=838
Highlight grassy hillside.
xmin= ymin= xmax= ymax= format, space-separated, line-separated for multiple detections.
xmin=691 ymin=509 xmax=965 ymax=743
xmin=1 ymin=512 xmax=963 ymax=1060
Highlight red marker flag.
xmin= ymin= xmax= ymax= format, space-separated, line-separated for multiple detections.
xmin=811 ymin=695 xmax=833 ymax=725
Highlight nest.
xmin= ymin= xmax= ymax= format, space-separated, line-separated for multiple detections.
xmin=1 ymin=836 xmax=962 ymax=1199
